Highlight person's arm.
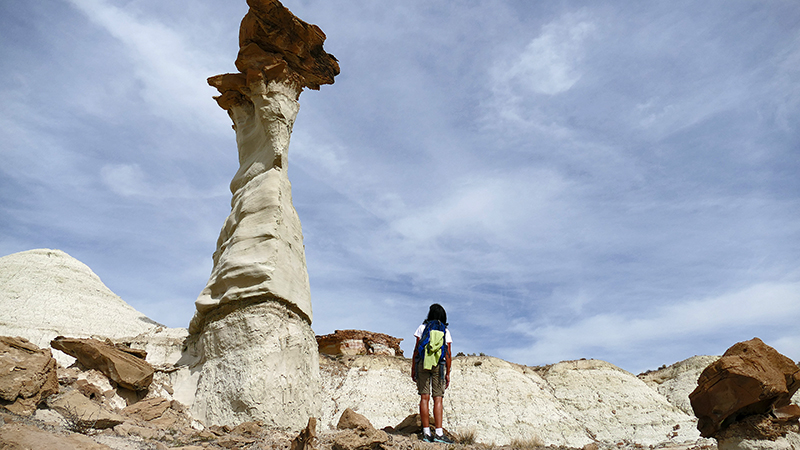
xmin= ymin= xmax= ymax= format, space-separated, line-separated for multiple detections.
xmin=411 ymin=337 xmax=420 ymax=381
xmin=445 ymin=342 xmax=452 ymax=388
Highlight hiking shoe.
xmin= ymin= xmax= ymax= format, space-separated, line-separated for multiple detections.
xmin=433 ymin=434 xmax=454 ymax=444
xmin=422 ymin=433 xmax=434 ymax=443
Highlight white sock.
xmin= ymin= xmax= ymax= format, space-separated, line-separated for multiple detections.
xmin=436 ymin=428 xmax=444 ymax=437
xmin=423 ymin=427 xmax=431 ymax=436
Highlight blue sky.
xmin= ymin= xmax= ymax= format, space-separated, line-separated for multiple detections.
xmin=1 ymin=0 xmax=799 ymax=374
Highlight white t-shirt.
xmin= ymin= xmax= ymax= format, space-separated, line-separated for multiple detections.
xmin=414 ymin=323 xmax=453 ymax=344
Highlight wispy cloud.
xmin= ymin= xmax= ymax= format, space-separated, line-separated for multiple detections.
xmin=65 ymin=0 xmax=227 ymax=130
xmin=504 ymin=281 xmax=800 ymax=372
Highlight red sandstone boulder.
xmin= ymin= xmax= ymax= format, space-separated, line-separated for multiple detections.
xmin=0 ymin=336 xmax=58 ymax=415
xmin=51 ymin=337 xmax=154 ymax=391
xmin=689 ymin=337 xmax=800 ymax=437
xmin=316 ymin=330 xmax=403 ymax=357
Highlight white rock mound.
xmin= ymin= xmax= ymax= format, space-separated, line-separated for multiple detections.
xmin=0 ymin=249 xmax=161 ymax=364
xmin=639 ymin=355 xmax=721 ymax=415
xmin=319 ymin=354 xmax=711 ymax=448
xmin=541 ymin=359 xmax=702 ymax=446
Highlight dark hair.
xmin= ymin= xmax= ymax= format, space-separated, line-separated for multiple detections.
xmin=424 ymin=303 xmax=447 ymax=326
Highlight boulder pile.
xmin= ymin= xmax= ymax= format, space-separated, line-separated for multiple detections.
xmin=0 ymin=336 xmax=58 ymax=415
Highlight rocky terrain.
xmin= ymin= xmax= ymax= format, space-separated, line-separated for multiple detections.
xmin=3 ymin=248 xmax=800 ymax=449
xmin=2 ymin=2 xmax=799 ymax=449
xmin=1 ymin=248 xmax=727 ymax=450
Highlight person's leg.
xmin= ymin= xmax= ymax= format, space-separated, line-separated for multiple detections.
xmin=432 ymin=396 xmax=443 ymax=430
xmin=419 ymin=394 xmax=431 ymax=428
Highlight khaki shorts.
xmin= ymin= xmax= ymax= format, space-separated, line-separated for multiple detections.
xmin=416 ymin=361 xmax=446 ymax=397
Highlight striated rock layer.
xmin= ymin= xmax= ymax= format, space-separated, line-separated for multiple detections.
xmin=190 ymin=0 xmax=338 ymax=430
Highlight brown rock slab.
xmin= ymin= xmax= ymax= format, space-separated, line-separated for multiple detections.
xmin=334 ymin=408 xmax=388 ymax=450
xmin=291 ymin=417 xmax=317 ymax=450
xmin=121 ymin=396 xmax=171 ymax=421
xmin=51 ymin=336 xmax=154 ymax=391
xmin=208 ymin=0 xmax=339 ymax=111
xmin=337 ymin=408 xmax=374 ymax=431
xmin=231 ymin=420 xmax=263 ymax=436
xmin=0 ymin=336 xmax=58 ymax=415
xmin=0 ymin=422 xmax=112 ymax=450
xmin=690 ymin=337 xmax=800 ymax=437
xmin=48 ymin=388 xmax=126 ymax=429
xmin=392 ymin=413 xmax=422 ymax=434
xmin=237 ymin=0 xmax=339 ymax=90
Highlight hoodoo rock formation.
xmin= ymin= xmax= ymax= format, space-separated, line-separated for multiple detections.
xmin=189 ymin=0 xmax=338 ymax=430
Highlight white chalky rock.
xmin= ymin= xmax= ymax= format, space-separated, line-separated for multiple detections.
xmin=541 ymin=359 xmax=703 ymax=447
xmin=638 ymin=355 xmax=720 ymax=415
xmin=191 ymin=301 xmax=319 ymax=429
xmin=0 ymin=249 xmax=161 ymax=366
xmin=321 ymin=355 xmax=589 ymax=447
xmin=190 ymin=74 xmax=319 ymax=430
xmin=445 ymin=357 xmax=593 ymax=447
xmin=190 ymin=77 xmax=311 ymax=332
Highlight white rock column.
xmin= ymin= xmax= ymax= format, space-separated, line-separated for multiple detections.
xmin=189 ymin=74 xmax=319 ymax=429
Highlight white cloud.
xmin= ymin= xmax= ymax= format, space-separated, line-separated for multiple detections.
xmin=390 ymin=168 xmax=571 ymax=245
xmin=496 ymin=14 xmax=595 ymax=96
xmin=66 ymin=0 xmax=225 ymax=129
xmin=504 ymin=281 xmax=800 ymax=369
xmin=101 ymin=163 xmax=148 ymax=197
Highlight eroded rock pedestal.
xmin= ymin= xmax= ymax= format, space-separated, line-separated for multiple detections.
xmin=189 ymin=0 xmax=338 ymax=430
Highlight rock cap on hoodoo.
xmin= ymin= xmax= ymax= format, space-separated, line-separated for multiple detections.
xmin=209 ymin=0 xmax=339 ymax=110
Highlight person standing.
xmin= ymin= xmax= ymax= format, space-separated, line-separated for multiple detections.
xmin=411 ymin=303 xmax=454 ymax=443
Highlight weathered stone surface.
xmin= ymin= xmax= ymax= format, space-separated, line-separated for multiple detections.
xmin=217 ymin=0 xmax=338 ymax=96
xmin=392 ymin=414 xmax=422 ymax=434
xmin=317 ymin=330 xmax=404 ymax=357
xmin=48 ymin=389 xmax=126 ymax=429
xmin=191 ymin=301 xmax=320 ymax=430
xmin=122 ymin=397 xmax=171 ymax=422
xmin=318 ymin=355 xmax=594 ymax=447
xmin=0 ymin=249 xmax=161 ymax=366
xmin=0 ymin=336 xmax=58 ymax=415
xmin=337 ymin=408 xmax=374 ymax=431
xmin=51 ymin=337 xmax=155 ymax=391
xmin=333 ymin=408 xmax=389 ymax=450
xmin=639 ymin=355 xmax=721 ymax=415
xmin=716 ymin=414 xmax=800 ymax=450
xmin=0 ymin=422 xmax=112 ymax=450
xmin=541 ymin=359 xmax=702 ymax=446
xmin=291 ymin=417 xmax=317 ymax=450
xmin=690 ymin=338 xmax=800 ymax=438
